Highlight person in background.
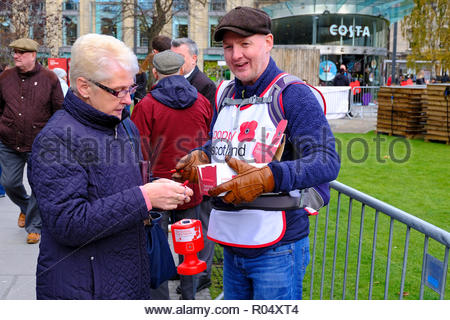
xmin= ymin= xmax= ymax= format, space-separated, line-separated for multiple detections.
xmin=0 ymin=64 xmax=6 ymax=198
xmin=52 ymin=68 xmax=69 ymax=96
xmin=171 ymin=37 xmax=217 ymax=294
xmin=0 ymin=38 xmax=63 ymax=244
xmin=28 ymin=33 xmax=193 ymax=299
xmin=139 ymin=35 xmax=172 ymax=90
xmin=333 ymin=64 xmax=350 ymax=86
xmin=415 ymin=70 xmax=426 ymax=85
xmin=133 ymin=66 xmax=148 ymax=106
xmin=173 ymin=6 xmax=340 ymax=300
xmin=171 ymin=38 xmax=217 ymax=109
xmin=132 ymin=51 xmax=212 ymax=299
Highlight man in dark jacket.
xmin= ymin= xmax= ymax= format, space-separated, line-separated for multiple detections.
xmin=131 ymin=51 xmax=213 ymax=299
xmin=0 ymin=38 xmax=63 ymax=244
xmin=333 ymin=64 xmax=350 ymax=86
xmin=171 ymin=38 xmax=216 ymax=109
xmin=171 ymin=38 xmax=217 ymax=293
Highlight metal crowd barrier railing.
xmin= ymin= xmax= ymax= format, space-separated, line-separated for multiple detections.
xmin=308 ymin=180 xmax=449 ymax=300
xmin=212 ymin=180 xmax=449 ymax=300
xmin=348 ymin=86 xmax=380 ymax=119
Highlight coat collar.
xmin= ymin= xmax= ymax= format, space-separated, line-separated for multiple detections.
xmin=16 ymin=61 xmax=42 ymax=78
xmin=63 ymin=89 xmax=128 ymax=131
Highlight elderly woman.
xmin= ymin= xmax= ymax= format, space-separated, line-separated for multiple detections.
xmin=28 ymin=34 xmax=193 ymax=299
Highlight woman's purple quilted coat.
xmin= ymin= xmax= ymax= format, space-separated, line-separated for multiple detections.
xmin=29 ymin=90 xmax=151 ymax=299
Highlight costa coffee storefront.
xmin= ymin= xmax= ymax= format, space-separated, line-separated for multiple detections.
xmin=271 ymin=13 xmax=389 ymax=86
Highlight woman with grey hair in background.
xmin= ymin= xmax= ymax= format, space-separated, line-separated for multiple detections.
xmin=28 ymin=33 xmax=193 ymax=299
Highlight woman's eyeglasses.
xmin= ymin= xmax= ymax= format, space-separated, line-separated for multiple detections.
xmin=88 ymin=79 xmax=138 ymax=98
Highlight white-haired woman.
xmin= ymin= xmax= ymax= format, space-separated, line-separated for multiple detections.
xmin=29 ymin=34 xmax=192 ymax=299
xmin=52 ymin=67 xmax=69 ymax=96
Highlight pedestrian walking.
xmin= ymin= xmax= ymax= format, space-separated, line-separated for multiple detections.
xmin=0 ymin=38 xmax=64 ymax=244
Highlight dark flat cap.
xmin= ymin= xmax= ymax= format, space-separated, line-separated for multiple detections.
xmin=9 ymin=38 xmax=40 ymax=52
xmin=214 ymin=6 xmax=271 ymax=42
xmin=153 ymin=51 xmax=184 ymax=75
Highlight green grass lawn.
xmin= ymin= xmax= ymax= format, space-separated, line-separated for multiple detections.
xmin=209 ymin=132 xmax=449 ymax=300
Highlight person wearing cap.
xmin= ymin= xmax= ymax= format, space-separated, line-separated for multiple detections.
xmin=28 ymin=34 xmax=193 ymax=299
xmin=0 ymin=38 xmax=64 ymax=244
xmin=171 ymin=38 xmax=216 ymax=110
xmin=173 ymin=6 xmax=340 ymax=299
xmin=131 ymin=50 xmax=212 ymax=300
xmin=171 ymin=37 xmax=216 ymax=294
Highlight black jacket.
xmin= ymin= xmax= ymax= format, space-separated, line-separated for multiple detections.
xmin=333 ymin=72 xmax=350 ymax=86
xmin=186 ymin=66 xmax=216 ymax=109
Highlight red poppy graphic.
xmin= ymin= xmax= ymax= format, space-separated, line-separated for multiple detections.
xmin=238 ymin=121 xmax=258 ymax=142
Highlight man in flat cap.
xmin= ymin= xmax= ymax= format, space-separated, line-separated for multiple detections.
xmin=0 ymin=38 xmax=63 ymax=244
xmin=131 ymin=50 xmax=212 ymax=300
xmin=173 ymin=6 xmax=340 ymax=299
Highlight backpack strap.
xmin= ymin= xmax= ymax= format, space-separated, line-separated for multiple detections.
xmin=215 ymin=80 xmax=235 ymax=113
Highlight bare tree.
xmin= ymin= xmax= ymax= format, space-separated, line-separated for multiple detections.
xmin=0 ymin=0 xmax=62 ymax=61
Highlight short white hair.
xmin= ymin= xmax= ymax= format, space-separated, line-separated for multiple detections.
xmin=52 ymin=68 xmax=67 ymax=79
xmin=69 ymin=34 xmax=139 ymax=91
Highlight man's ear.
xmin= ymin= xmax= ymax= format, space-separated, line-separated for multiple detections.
xmin=152 ymin=68 xmax=159 ymax=80
xmin=76 ymin=77 xmax=90 ymax=98
xmin=265 ymin=33 xmax=274 ymax=52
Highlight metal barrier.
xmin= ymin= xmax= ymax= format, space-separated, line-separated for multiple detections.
xmin=348 ymin=86 xmax=380 ymax=119
xmin=211 ymin=180 xmax=449 ymax=300
xmin=308 ymin=180 xmax=449 ymax=300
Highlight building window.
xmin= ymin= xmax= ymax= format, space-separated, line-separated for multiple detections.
xmin=173 ymin=16 xmax=188 ymax=39
xmin=63 ymin=15 xmax=78 ymax=46
xmin=173 ymin=0 xmax=188 ymax=12
xmin=95 ymin=1 xmax=122 ymax=39
xmin=209 ymin=0 xmax=225 ymax=12
xmin=209 ymin=16 xmax=222 ymax=47
xmin=62 ymin=0 xmax=79 ymax=46
xmin=63 ymin=0 xmax=79 ymax=11
xmin=138 ymin=21 xmax=148 ymax=48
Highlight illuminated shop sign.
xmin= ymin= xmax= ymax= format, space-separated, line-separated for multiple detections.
xmin=329 ymin=25 xmax=371 ymax=38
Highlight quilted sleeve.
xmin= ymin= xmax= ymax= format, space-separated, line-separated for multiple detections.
xmin=28 ymin=127 xmax=149 ymax=247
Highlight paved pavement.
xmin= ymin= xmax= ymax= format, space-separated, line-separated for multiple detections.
xmin=328 ymin=116 xmax=377 ymax=134
xmin=0 ymin=117 xmax=375 ymax=300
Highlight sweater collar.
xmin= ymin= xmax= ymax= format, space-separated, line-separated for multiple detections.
xmin=63 ymin=89 xmax=127 ymax=131
xmin=16 ymin=62 xmax=41 ymax=78
xmin=233 ymin=57 xmax=282 ymax=99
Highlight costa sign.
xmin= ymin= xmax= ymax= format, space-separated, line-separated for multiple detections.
xmin=329 ymin=24 xmax=371 ymax=37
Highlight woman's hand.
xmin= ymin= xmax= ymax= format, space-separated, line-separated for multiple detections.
xmin=141 ymin=181 xmax=194 ymax=210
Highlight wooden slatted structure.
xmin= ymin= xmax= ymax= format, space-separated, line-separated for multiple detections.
xmin=271 ymin=46 xmax=320 ymax=86
xmin=423 ymin=84 xmax=450 ymax=144
xmin=376 ymin=86 xmax=426 ymax=138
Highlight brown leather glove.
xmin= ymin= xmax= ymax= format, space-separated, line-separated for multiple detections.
xmin=172 ymin=150 xmax=209 ymax=183
xmin=208 ymin=157 xmax=275 ymax=204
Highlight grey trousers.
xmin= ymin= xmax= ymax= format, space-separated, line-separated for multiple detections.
xmin=173 ymin=199 xmax=215 ymax=300
xmin=0 ymin=140 xmax=41 ymax=234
